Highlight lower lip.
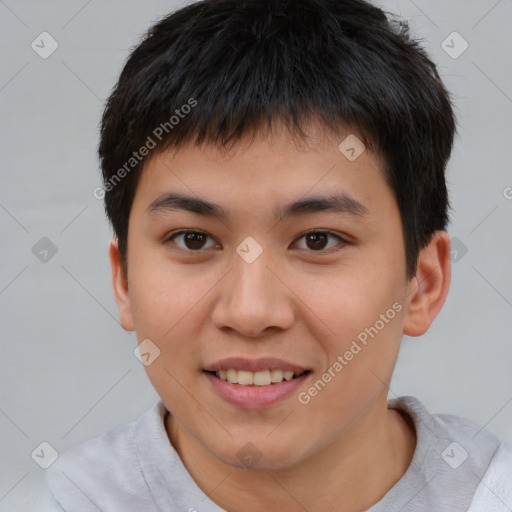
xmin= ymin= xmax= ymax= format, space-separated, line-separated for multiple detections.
xmin=204 ymin=371 xmax=311 ymax=409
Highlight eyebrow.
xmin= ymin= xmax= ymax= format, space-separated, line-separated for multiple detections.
xmin=146 ymin=191 xmax=369 ymax=220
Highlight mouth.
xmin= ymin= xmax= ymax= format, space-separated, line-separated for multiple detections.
xmin=206 ymin=368 xmax=311 ymax=386
xmin=202 ymin=358 xmax=312 ymax=409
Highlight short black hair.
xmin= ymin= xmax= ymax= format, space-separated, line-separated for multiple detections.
xmin=98 ymin=0 xmax=456 ymax=279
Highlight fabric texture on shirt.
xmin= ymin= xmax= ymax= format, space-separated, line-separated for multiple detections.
xmin=44 ymin=396 xmax=506 ymax=512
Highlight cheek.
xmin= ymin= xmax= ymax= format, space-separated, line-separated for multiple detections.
xmin=128 ymin=263 xmax=208 ymax=407
xmin=290 ymin=257 xmax=405 ymax=400
xmin=127 ymin=259 xmax=219 ymax=382
xmin=291 ymin=274 xmax=405 ymax=441
xmin=292 ymin=262 xmax=401 ymax=344
xmin=128 ymin=254 xmax=208 ymax=338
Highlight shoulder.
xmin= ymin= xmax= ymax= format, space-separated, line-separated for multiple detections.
xmin=383 ymin=396 xmax=505 ymax=511
xmin=467 ymin=443 xmax=512 ymax=512
xmin=390 ymin=396 xmax=502 ymax=468
xmin=44 ymin=400 xmax=165 ymax=511
xmin=1 ymin=473 xmax=66 ymax=512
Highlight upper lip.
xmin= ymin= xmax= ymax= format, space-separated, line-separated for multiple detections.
xmin=204 ymin=357 xmax=308 ymax=373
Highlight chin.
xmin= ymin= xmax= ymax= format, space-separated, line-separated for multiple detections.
xmin=213 ymin=438 xmax=309 ymax=471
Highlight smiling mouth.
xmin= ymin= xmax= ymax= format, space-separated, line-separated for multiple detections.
xmin=206 ymin=369 xmax=311 ymax=386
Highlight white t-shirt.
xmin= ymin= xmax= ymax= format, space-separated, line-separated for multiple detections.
xmin=29 ymin=396 xmax=512 ymax=511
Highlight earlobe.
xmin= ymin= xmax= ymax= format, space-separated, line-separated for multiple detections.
xmin=109 ymin=239 xmax=135 ymax=331
xmin=403 ymin=231 xmax=451 ymax=337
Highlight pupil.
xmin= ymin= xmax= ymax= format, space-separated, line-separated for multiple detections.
xmin=185 ymin=233 xmax=206 ymax=250
xmin=183 ymin=233 xmax=328 ymax=251
xmin=307 ymin=233 xmax=327 ymax=250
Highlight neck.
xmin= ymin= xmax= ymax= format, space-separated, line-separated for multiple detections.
xmin=166 ymin=395 xmax=416 ymax=512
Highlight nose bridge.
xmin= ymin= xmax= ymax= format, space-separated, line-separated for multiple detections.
xmin=212 ymin=242 xmax=294 ymax=336
xmin=230 ymin=246 xmax=277 ymax=312
xmin=230 ymin=233 xmax=277 ymax=298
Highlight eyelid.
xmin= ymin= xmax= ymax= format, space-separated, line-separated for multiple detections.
xmin=165 ymin=229 xmax=220 ymax=251
xmin=292 ymin=230 xmax=350 ymax=253
xmin=164 ymin=229 xmax=350 ymax=253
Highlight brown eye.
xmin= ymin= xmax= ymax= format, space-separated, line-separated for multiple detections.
xmin=305 ymin=232 xmax=329 ymax=250
xmin=167 ymin=230 xmax=218 ymax=251
xmin=294 ymin=231 xmax=347 ymax=252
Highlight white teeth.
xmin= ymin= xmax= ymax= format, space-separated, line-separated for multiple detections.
xmin=270 ymin=369 xmax=283 ymax=383
xmin=214 ymin=369 xmax=303 ymax=385
xmin=237 ymin=371 xmax=254 ymax=385
xmin=253 ymin=370 xmax=271 ymax=386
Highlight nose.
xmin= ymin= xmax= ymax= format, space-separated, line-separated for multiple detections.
xmin=211 ymin=251 xmax=295 ymax=339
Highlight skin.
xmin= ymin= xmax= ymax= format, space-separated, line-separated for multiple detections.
xmin=110 ymin=123 xmax=451 ymax=512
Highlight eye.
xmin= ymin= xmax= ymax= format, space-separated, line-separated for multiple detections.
xmin=164 ymin=229 xmax=349 ymax=254
xmin=166 ymin=230 xmax=220 ymax=251
xmin=293 ymin=230 xmax=349 ymax=253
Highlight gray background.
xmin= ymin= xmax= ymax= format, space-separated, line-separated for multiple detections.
xmin=1 ymin=0 xmax=511 ymax=508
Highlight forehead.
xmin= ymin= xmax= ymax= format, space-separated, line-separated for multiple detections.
xmin=132 ymin=125 xmax=393 ymax=225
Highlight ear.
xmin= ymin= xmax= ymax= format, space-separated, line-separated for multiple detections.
xmin=109 ymin=239 xmax=135 ymax=331
xmin=403 ymin=230 xmax=451 ymax=337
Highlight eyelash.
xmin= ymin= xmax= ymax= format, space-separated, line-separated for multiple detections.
xmin=164 ymin=229 xmax=350 ymax=254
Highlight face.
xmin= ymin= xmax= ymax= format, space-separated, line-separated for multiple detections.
xmin=111 ymin=125 xmax=425 ymax=470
